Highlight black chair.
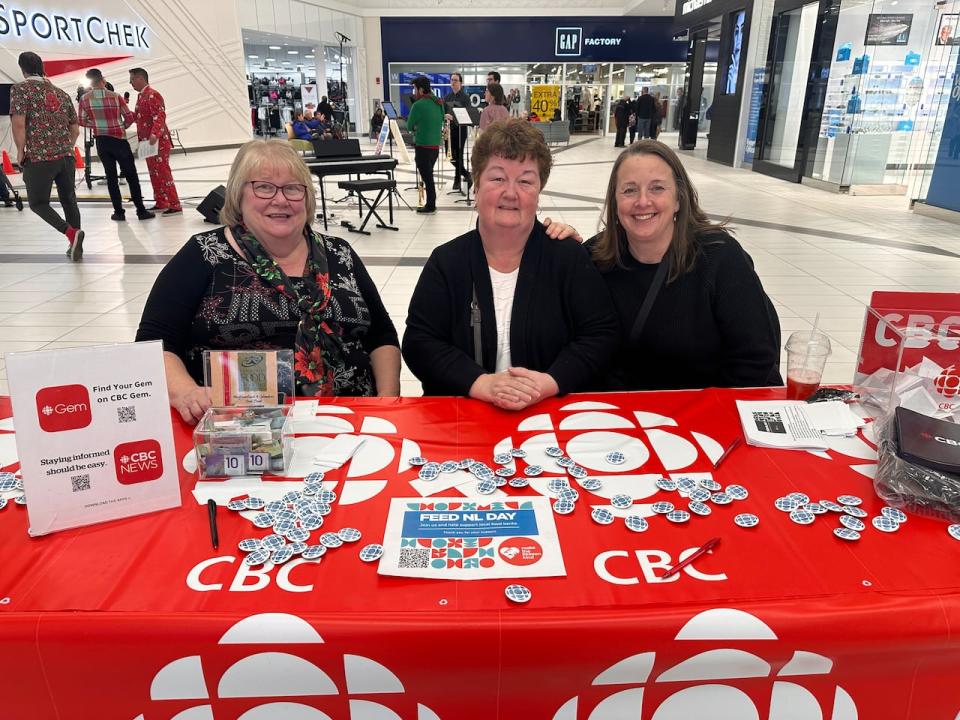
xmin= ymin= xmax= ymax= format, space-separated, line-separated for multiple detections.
xmin=335 ymin=178 xmax=398 ymax=235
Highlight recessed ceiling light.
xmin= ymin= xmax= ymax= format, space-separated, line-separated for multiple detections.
xmin=304 ymin=54 xmax=315 ymax=59
xmin=248 ymin=54 xmax=258 ymax=59
xmin=269 ymin=45 xmax=281 ymax=50
xmin=288 ymin=50 xmax=298 ymax=54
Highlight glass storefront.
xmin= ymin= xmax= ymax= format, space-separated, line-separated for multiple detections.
xmin=388 ymin=61 xmax=685 ymax=135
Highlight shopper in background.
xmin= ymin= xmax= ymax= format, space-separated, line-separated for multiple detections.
xmin=613 ymin=95 xmax=630 ymax=147
xmin=79 ymin=68 xmax=154 ymax=223
xmin=443 ymin=72 xmax=473 ymax=192
xmin=627 ymin=94 xmax=639 ymax=145
xmin=370 ymin=103 xmax=385 ymax=139
xmin=129 ymin=67 xmax=183 ymax=215
xmin=635 ymin=87 xmax=657 ymax=140
xmin=291 ymin=111 xmax=313 ymax=140
xmin=318 ymin=96 xmax=335 ymax=121
xmin=408 ymin=76 xmax=444 ymax=215
xmin=478 ymin=84 xmax=510 ymax=134
xmin=403 ymin=119 xmax=618 ymax=410
xmin=9 ymin=51 xmax=85 ymax=261
xmin=136 ymin=140 xmax=400 ymax=423
xmin=586 ymin=141 xmax=781 ymax=390
xmin=486 ymin=70 xmax=501 ymax=85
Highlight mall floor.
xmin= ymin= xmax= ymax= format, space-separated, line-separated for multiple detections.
xmin=0 ymin=131 xmax=958 ymax=397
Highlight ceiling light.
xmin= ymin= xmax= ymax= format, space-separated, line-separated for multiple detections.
xmin=288 ymin=50 xmax=298 ymax=54
xmin=269 ymin=45 xmax=281 ymax=50
xmin=248 ymin=54 xmax=258 ymax=59
xmin=304 ymin=54 xmax=315 ymax=59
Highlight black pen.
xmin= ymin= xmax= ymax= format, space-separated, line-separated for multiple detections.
xmin=207 ymin=498 xmax=219 ymax=550
xmin=713 ymin=437 xmax=742 ymax=470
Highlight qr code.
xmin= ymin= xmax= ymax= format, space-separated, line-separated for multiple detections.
xmin=117 ymin=405 xmax=137 ymax=423
xmin=752 ymin=410 xmax=786 ymax=434
xmin=71 ymin=474 xmax=91 ymax=492
xmin=398 ymin=548 xmax=429 ymax=569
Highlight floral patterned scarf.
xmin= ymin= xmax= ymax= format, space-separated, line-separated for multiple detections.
xmin=233 ymin=223 xmax=347 ymax=396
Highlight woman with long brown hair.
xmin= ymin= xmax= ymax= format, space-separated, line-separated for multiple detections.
xmin=587 ymin=140 xmax=781 ymax=391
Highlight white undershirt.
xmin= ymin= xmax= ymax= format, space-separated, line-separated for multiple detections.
xmin=488 ymin=265 xmax=520 ymax=373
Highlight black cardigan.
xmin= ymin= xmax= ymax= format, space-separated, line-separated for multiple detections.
xmin=589 ymin=230 xmax=782 ymax=391
xmin=402 ymin=222 xmax=620 ymax=396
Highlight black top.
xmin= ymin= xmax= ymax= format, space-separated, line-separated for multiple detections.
xmin=635 ymin=93 xmax=657 ymax=119
xmin=588 ymin=231 xmax=782 ymax=391
xmin=136 ymin=226 xmax=399 ymax=396
xmin=403 ymin=222 xmax=620 ymax=397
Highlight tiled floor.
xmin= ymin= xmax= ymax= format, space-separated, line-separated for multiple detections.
xmin=1 ymin=131 xmax=958 ymax=397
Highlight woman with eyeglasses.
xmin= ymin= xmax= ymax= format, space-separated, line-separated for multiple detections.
xmin=137 ymin=140 xmax=400 ymax=423
xmin=586 ymin=140 xmax=781 ymax=391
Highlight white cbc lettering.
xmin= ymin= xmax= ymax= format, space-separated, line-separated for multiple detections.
xmin=874 ymin=313 xmax=960 ymax=350
xmin=594 ymin=547 xmax=727 ymax=585
xmin=186 ymin=556 xmax=316 ymax=593
xmin=0 ymin=3 xmax=149 ymax=49
xmin=935 ymin=436 xmax=959 ymax=446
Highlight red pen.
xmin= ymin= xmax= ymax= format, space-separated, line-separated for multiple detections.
xmin=662 ymin=537 xmax=721 ymax=579
xmin=713 ymin=437 xmax=742 ymax=470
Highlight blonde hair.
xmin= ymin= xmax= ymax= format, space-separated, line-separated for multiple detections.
xmin=220 ymin=139 xmax=316 ymax=226
xmin=592 ymin=140 xmax=726 ymax=282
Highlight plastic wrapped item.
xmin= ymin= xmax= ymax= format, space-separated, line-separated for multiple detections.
xmin=873 ymin=409 xmax=960 ymax=523
xmin=193 ymin=406 xmax=294 ymax=478
xmin=203 ymin=349 xmax=295 ymax=407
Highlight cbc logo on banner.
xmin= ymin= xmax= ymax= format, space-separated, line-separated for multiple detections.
xmin=35 ymin=384 xmax=92 ymax=432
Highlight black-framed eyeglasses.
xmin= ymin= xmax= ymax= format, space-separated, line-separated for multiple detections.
xmin=249 ymin=181 xmax=308 ymax=201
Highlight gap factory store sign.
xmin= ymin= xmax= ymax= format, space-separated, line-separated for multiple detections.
xmin=0 ymin=2 xmax=149 ymax=49
xmin=555 ymin=26 xmax=626 ymax=56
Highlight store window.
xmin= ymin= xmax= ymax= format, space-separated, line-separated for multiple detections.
xmin=243 ymin=30 xmax=318 ymax=137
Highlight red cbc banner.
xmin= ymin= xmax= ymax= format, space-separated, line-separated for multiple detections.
xmin=856 ymin=291 xmax=960 ymax=382
xmin=1 ymin=389 xmax=960 ymax=720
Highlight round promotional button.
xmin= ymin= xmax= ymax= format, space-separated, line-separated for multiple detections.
xmin=320 ymin=532 xmax=344 ymax=548
xmin=495 ymin=476 xmax=508 ymax=488
xmin=807 ymin=502 xmax=827 ymax=515
xmin=504 ymin=584 xmax=531 ymax=603
xmin=508 ymin=477 xmax=530 ymax=489
xmin=881 ymin=506 xmax=907 ymax=524
xmin=651 ymin=501 xmax=675 ymax=514
xmin=591 ymin=507 xmax=615 ymax=525
xmin=656 ymin=478 xmax=678 ymax=492
xmin=948 ymin=525 xmax=960 ymax=541
xmin=689 ymin=488 xmax=711 ymax=503
xmin=838 ymin=494 xmax=863 ymax=506
xmin=843 ymin=506 xmax=868 ymax=518
xmin=734 ymin=513 xmax=759 ymax=528
xmin=407 ymin=456 xmax=427 ymax=467
xmin=698 ymin=478 xmax=721 ymax=492
xmin=567 ymin=465 xmax=587 ymax=479
xmin=252 ymin=512 xmax=275 ymax=528
xmin=495 ymin=467 xmax=515 ymax=478
xmin=494 ymin=453 xmax=512 ymax=465
xmin=227 ymin=499 xmax=248 ymax=511
xmin=271 ymin=546 xmax=295 ymax=565
xmin=787 ymin=493 xmax=810 ymax=506
xmin=605 ymin=451 xmax=626 ymax=465
xmin=872 ymin=516 xmax=900 ymax=533
xmin=288 ymin=542 xmax=308 ymax=555
xmin=839 ymin=515 xmax=865 ymax=531
xmin=476 ymin=478 xmax=498 ymax=495
xmin=774 ymin=497 xmax=800 ymax=512
xmin=418 ymin=466 xmax=440 ymax=481
xmin=338 ymin=527 xmax=362 ymax=542
xmin=359 ymin=543 xmax=384 ymax=562
xmin=711 ymin=492 xmax=733 ymax=505
xmin=688 ymin=501 xmax=712 ymax=516
xmin=725 ymin=484 xmax=749 ymax=500
xmin=677 ymin=477 xmax=698 ymax=492
xmin=666 ymin=510 xmax=691 ymax=523
xmin=510 ymin=448 xmax=526 ymax=458
xmin=458 ymin=458 xmax=475 ymax=469
xmin=285 ymin=527 xmax=310 ymax=543
xmin=611 ymin=494 xmax=633 ymax=510
xmin=524 ymin=465 xmax=544 ymax=477
xmin=304 ymin=470 xmax=326 ymax=484
xmin=439 ymin=461 xmax=458 ymax=473
xmin=301 ymin=545 xmax=327 ymax=560
xmin=547 ymin=477 xmax=569 ymax=494
xmin=579 ymin=477 xmax=602 ymax=491
xmin=281 ymin=491 xmax=301 ymax=504
xmin=261 ymin=534 xmax=286 ymax=551
xmin=555 ymin=456 xmax=574 ymax=468
xmin=820 ymin=500 xmax=844 ymax=512
xmin=834 ymin=527 xmax=861 ymax=541
xmin=558 ymin=487 xmax=580 ymax=503
xmin=244 ymin=549 xmax=272 ymax=566
xmin=624 ymin=515 xmax=649 ymax=532
xmin=545 ymin=446 xmax=563 ymax=458
xmin=238 ymin=538 xmax=262 ymax=552
xmin=552 ymin=499 xmax=576 ymax=515
xmin=790 ymin=509 xmax=815 ymax=525
xmin=264 ymin=500 xmax=286 ymax=514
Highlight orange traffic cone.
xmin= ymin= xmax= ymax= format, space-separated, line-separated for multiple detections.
xmin=73 ymin=146 xmax=85 ymax=170
xmin=1 ymin=150 xmax=15 ymax=175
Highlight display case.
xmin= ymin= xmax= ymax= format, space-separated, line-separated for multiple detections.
xmin=193 ymin=406 xmax=294 ymax=479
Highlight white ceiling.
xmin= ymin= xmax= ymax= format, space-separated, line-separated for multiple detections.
xmin=316 ymin=0 xmax=675 ymax=18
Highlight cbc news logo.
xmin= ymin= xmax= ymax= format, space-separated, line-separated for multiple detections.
xmin=114 ymin=439 xmax=164 ymax=484
xmin=35 ymin=384 xmax=92 ymax=432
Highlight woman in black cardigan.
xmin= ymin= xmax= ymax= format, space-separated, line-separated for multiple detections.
xmin=402 ymin=119 xmax=619 ymax=411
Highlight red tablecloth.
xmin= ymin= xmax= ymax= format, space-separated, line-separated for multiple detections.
xmin=1 ymin=389 xmax=959 ymax=719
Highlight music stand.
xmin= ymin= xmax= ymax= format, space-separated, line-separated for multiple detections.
xmin=451 ymin=106 xmax=477 ymax=206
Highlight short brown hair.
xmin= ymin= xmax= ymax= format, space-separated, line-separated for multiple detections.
xmin=472 ymin=118 xmax=552 ymax=187
xmin=220 ymin=140 xmax=316 ymax=226
xmin=591 ymin=140 xmax=726 ymax=281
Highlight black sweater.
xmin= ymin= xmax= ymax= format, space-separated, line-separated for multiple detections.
xmin=590 ymin=231 xmax=782 ymax=391
xmin=403 ymin=222 xmax=620 ymax=396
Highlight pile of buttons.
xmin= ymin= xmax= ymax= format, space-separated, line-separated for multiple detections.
xmin=0 ymin=471 xmax=26 ymax=509
xmin=772 ymin=492 xmax=911 ymax=541
xmin=225 ymin=470 xmax=382 ymax=566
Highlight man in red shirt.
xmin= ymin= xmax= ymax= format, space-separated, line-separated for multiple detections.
xmin=10 ymin=52 xmax=84 ymax=261
xmin=129 ymin=67 xmax=182 ymax=215
xmin=79 ymin=68 xmax=154 ymax=222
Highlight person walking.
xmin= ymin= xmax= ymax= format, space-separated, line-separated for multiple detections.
xmin=635 ymin=87 xmax=657 ymax=139
xmin=613 ymin=96 xmax=629 ymax=147
xmin=79 ymin=69 xmax=154 ymax=223
xmin=9 ymin=51 xmax=85 ymax=260
xmin=407 ymin=76 xmax=444 ymax=215
xmin=129 ymin=67 xmax=182 ymax=215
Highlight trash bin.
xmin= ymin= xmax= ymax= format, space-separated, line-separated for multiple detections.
xmin=680 ymin=112 xmax=699 ymax=150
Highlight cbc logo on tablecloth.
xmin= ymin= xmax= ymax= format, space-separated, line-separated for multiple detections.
xmin=552 ymin=608 xmax=859 ymax=720
xmin=115 ymin=439 xmax=164 ymax=484
xmin=131 ymin=612 xmax=443 ymax=720
xmin=35 ymin=384 xmax=92 ymax=432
